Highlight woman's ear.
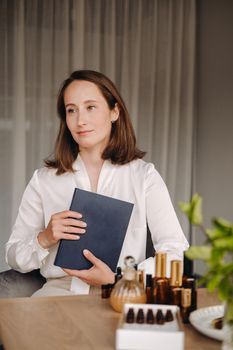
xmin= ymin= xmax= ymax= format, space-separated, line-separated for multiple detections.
xmin=111 ymin=103 xmax=120 ymax=123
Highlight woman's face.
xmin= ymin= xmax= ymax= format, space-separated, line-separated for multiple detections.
xmin=64 ymin=80 xmax=119 ymax=154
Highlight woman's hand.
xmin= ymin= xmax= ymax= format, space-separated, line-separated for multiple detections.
xmin=63 ymin=249 xmax=115 ymax=286
xmin=37 ymin=210 xmax=86 ymax=249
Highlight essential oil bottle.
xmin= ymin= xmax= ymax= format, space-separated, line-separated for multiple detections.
xmin=154 ymin=252 xmax=169 ymax=304
xmin=181 ymin=288 xmax=192 ymax=323
xmin=169 ymin=260 xmax=182 ymax=306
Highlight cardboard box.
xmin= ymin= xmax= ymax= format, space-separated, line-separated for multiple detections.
xmin=116 ymin=304 xmax=184 ymax=350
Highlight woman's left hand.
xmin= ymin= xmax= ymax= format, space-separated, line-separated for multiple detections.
xmin=63 ymin=249 xmax=115 ymax=286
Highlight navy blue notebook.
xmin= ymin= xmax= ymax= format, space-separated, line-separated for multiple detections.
xmin=54 ymin=188 xmax=134 ymax=271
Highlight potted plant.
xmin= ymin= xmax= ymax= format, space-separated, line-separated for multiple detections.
xmin=179 ymin=194 xmax=233 ymax=350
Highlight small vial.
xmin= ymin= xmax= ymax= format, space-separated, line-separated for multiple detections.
xmin=146 ymin=309 xmax=155 ymax=324
xmin=165 ymin=309 xmax=174 ymax=322
xmin=136 ymin=308 xmax=145 ymax=324
xmin=155 ymin=309 xmax=165 ymax=325
xmin=126 ymin=308 xmax=135 ymax=323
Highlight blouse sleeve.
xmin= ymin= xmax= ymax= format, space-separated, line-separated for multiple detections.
xmin=5 ymin=170 xmax=49 ymax=272
xmin=142 ymin=163 xmax=189 ymax=275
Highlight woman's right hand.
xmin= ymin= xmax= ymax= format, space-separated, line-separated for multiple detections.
xmin=37 ymin=210 xmax=86 ymax=249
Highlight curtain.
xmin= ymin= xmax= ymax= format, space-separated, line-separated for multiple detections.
xmin=0 ymin=0 xmax=196 ymax=271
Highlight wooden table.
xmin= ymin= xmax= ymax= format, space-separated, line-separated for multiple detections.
xmin=0 ymin=289 xmax=222 ymax=350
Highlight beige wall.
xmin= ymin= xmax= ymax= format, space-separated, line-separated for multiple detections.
xmin=194 ymin=0 xmax=233 ymax=274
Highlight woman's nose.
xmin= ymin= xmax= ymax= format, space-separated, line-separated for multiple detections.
xmin=77 ymin=110 xmax=87 ymax=125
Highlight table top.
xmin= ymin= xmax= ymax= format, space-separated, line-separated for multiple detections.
xmin=0 ymin=289 xmax=222 ymax=350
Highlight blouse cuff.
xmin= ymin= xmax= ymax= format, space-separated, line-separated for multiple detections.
xmin=34 ymin=236 xmax=50 ymax=261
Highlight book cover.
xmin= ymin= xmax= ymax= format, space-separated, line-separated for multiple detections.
xmin=54 ymin=188 xmax=134 ymax=271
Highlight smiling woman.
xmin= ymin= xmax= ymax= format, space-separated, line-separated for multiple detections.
xmin=5 ymin=70 xmax=189 ymax=297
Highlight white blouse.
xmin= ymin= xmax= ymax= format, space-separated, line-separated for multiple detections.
xmin=6 ymin=155 xmax=189 ymax=285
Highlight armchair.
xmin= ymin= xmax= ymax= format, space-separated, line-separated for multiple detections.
xmin=0 ymin=269 xmax=46 ymax=298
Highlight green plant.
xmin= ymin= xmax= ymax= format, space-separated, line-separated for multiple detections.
xmin=179 ymin=194 xmax=233 ymax=323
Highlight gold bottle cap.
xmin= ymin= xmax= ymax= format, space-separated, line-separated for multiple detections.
xmin=170 ymin=260 xmax=182 ymax=287
xmin=181 ymin=288 xmax=192 ymax=307
xmin=155 ymin=252 xmax=167 ymax=278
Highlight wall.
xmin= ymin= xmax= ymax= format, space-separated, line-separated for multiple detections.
xmin=194 ymin=0 xmax=233 ymax=274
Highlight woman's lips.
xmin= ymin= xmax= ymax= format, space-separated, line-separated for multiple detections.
xmin=77 ymin=130 xmax=93 ymax=136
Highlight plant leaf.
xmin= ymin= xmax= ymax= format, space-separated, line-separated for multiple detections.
xmin=185 ymin=246 xmax=211 ymax=261
xmin=179 ymin=193 xmax=203 ymax=225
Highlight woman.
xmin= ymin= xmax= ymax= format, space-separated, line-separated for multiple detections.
xmin=6 ymin=70 xmax=189 ymax=296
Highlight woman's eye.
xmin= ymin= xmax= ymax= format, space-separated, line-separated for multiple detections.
xmin=66 ymin=108 xmax=77 ymax=114
xmin=87 ymin=105 xmax=96 ymax=111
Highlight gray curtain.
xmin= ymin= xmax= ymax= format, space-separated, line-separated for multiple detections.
xmin=0 ymin=0 xmax=196 ymax=271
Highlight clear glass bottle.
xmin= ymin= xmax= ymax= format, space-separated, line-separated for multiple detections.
xmin=109 ymin=256 xmax=146 ymax=312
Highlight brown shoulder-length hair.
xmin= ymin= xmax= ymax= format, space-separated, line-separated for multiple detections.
xmin=45 ymin=70 xmax=146 ymax=174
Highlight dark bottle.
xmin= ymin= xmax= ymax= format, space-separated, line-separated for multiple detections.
xmin=165 ymin=309 xmax=174 ymax=322
xmin=182 ymin=277 xmax=197 ymax=312
xmin=181 ymin=288 xmax=192 ymax=323
xmin=169 ymin=260 xmax=183 ymax=306
xmin=146 ymin=309 xmax=155 ymax=324
xmin=170 ymin=287 xmax=182 ymax=307
xmin=145 ymin=274 xmax=154 ymax=304
xmin=154 ymin=252 xmax=169 ymax=304
xmin=126 ymin=308 xmax=135 ymax=323
xmin=155 ymin=309 xmax=165 ymax=324
xmin=136 ymin=308 xmax=145 ymax=324
xmin=101 ymin=284 xmax=113 ymax=299
xmin=115 ymin=266 xmax=123 ymax=284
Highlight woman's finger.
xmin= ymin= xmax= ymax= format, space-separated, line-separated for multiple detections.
xmin=54 ymin=210 xmax=83 ymax=219
xmin=63 ymin=225 xmax=86 ymax=235
xmin=83 ymin=249 xmax=101 ymax=267
xmin=63 ymin=218 xmax=87 ymax=228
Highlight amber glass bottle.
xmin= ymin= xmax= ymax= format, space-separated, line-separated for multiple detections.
xmin=154 ymin=252 xmax=169 ymax=304
xmin=181 ymin=288 xmax=192 ymax=323
xmin=169 ymin=260 xmax=182 ymax=306
xmin=109 ymin=256 xmax=146 ymax=312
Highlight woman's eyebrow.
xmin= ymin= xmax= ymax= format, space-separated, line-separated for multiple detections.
xmin=83 ymin=99 xmax=98 ymax=104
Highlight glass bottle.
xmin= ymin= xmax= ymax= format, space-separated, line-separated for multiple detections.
xmin=154 ymin=252 xmax=169 ymax=304
xmin=180 ymin=288 xmax=192 ymax=323
xmin=182 ymin=276 xmax=197 ymax=312
xmin=169 ymin=260 xmax=182 ymax=306
xmin=109 ymin=256 xmax=146 ymax=313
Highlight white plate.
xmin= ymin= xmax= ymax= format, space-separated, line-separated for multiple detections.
xmin=189 ymin=305 xmax=224 ymax=341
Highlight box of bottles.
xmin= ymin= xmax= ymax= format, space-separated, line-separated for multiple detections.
xmin=116 ymin=303 xmax=184 ymax=350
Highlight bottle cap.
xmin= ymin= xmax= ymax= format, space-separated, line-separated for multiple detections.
xmin=123 ymin=256 xmax=136 ymax=280
xmin=170 ymin=260 xmax=182 ymax=287
xmin=155 ymin=252 xmax=167 ymax=278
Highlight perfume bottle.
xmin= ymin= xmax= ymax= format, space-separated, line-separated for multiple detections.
xmin=154 ymin=252 xmax=169 ymax=304
xmin=169 ymin=260 xmax=182 ymax=306
xmin=109 ymin=256 xmax=146 ymax=312
xmin=145 ymin=274 xmax=154 ymax=304
xmin=181 ymin=288 xmax=192 ymax=323
xmin=182 ymin=276 xmax=197 ymax=312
